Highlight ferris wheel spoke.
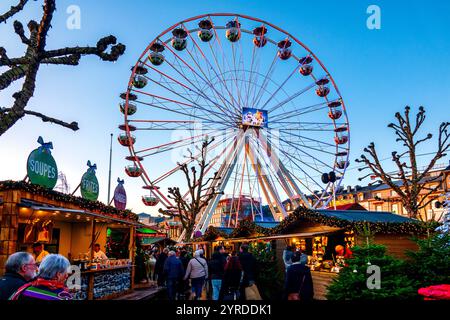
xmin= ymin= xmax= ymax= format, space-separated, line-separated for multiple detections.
xmin=259 ymin=65 xmax=299 ymax=110
xmin=276 ymin=134 xmax=337 ymax=157
xmin=279 ymin=131 xmax=337 ymax=148
xmin=134 ymin=130 xmax=217 ymax=155
xmin=141 ymin=72 xmax=231 ymax=123
xmin=275 ymin=146 xmax=325 ymax=189
xmin=140 ymin=131 xmax=223 ymax=158
xmin=162 ymin=41 xmax=239 ymax=120
xmin=251 ymin=53 xmax=278 ymax=108
xmin=147 ymin=57 xmax=239 ymax=123
xmin=207 ymin=18 xmax=244 ymax=109
xmin=152 ymin=134 xmax=230 ymax=185
xmin=267 ymin=81 xmax=316 ymax=114
xmin=133 ymin=99 xmax=227 ymax=126
xmin=270 ymin=100 xmax=334 ymax=122
xmin=180 ymin=25 xmax=241 ymax=118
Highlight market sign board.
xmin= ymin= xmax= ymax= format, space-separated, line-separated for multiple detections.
xmin=113 ymin=178 xmax=127 ymax=210
xmin=81 ymin=161 xmax=99 ymax=201
xmin=27 ymin=136 xmax=58 ymax=189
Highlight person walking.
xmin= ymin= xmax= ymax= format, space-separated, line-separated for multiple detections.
xmin=178 ymin=250 xmax=191 ymax=300
xmin=10 ymin=254 xmax=73 ymax=300
xmin=163 ymin=251 xmax=184 ymax=300
xmin=283 ymin=245 xmax=294 ymax=271
xmin=208 ymin=248 xmax=226 ymax=300
xmin=219 ymin=254 xmax=243 ymax=300
xmin=184 ymin=249 xmax=208 ymax=300
xmin=155 ymin=248 xmax=169 ymax=287
xmin=238 ymin=244 xmax=258 ymax=300
xmin=284 ymin=251 xmax=314 ymax=301
xmin=0 ymin=252 xmax=37 ymax=300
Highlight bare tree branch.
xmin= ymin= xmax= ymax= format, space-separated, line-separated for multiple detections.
xmin=357 ymin=106 xmax=450 ymax=219
xmin=0 ymin=0 xmax=31 ymax=24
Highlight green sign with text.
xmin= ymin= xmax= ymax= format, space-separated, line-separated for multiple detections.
xmin=80 ymin=161 xmax=99 ymax=201
xmin=26 ymin=137 xmax=58 ymax=189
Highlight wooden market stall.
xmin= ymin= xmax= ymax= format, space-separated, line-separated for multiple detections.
xmin=0 ymin=180 xmax=142 ymax=300
xmin=191 ymin=206 xmax=428 ymax=300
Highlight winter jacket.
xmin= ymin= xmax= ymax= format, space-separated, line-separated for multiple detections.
xmin=284 ymin=263 xmax=314 ymax=301
xmin=283 ymin=250 xmax=294 ymax=269
xmin=184 ymin=257 xmax=208 ymax=280
xmin=238 ymin=252 xmax=257 ymax=286
xmin=208 ymin=252 xmax=226 ymax=279
xmin=163 ymin=256 xmax=184 ymax=280
xmin=0 ymin=272 xmax=28 ymax=300
xmin=220 ymin=268 xmax=243 ymax=299
xmin=155 ymin=252 xmax=168 ymax=274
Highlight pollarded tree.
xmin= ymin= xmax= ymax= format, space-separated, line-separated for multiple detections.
xmin=159 ymin=138 xmax=222 ymax=242
xmin=0 ymin=0 xmax=126 ymax=135
xmin=356 ymin=106 xmax=450 ymax=220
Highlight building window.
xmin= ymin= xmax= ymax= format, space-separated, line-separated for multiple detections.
xmin=358 ymin=194 xmax=364 ymax=201
xmin=392 ymin=204 xmax=399 ymax=214
xmin=376 ymin=205 xmax=383 ymax=212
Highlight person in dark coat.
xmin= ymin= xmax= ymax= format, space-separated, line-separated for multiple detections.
xmin=219 ymin=254 xmax=242 ymax=300
xmin=0 ymin=252 xmax=37 ymax=300
xmin=163 ymin=251 xmax=184 ymax=300
xmin=178 ymin=250 xmax=191 ymax=300
xmin=155 ymin=248 xmax=169 ymax=287
xmin=208 ymin=249 xmax=226 ymax=300
xmin=284 ymin=251 xmax=314 ymax=301
xmin=238 ymin=244 xmax=258 ymax=300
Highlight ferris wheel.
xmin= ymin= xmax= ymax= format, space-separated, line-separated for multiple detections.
xmin=118 ymin=13 xmax=350 ymax=235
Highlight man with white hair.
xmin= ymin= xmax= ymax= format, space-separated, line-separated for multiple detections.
xmin=9 ymin=254 xmax=73 ymax=300
xmin=0 ymin=252 xmax=37 ymax=300
xmin=163 ymin=250 xmax=184 ymax=300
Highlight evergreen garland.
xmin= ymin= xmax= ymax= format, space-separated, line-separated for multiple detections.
xmin=193 ymin=206 xmax=431 ymax=242
xmin=0 ymin=180 xmax=138 ymax=221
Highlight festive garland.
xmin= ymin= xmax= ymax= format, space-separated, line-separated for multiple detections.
xmin=0 ymin=180 xmax=138 ymax=222
xmin=193 ymin=206 xmax=432 ymax=242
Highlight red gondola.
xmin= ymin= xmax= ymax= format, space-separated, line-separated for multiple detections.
xmin=118 ymin=134 xmax=136 ymax=147
xmin=277 ymin=39 xmax=292 ymax=60
xmin=316 ymin=86 xmax=330 ymax=97
xmin=334 ymin=126 xmax=349 ymax=145
xmin=299 ymin=64 xmax=313 ymax=76
xmin=142 ymin=194 xmax=159 ymax=206
xmin=226 ymin=20 xmax=241 ymax=42
xmin=171 ymin=28 xmax=188 ymax=51
xmin=125 ymin=165 xmax=142 ymax=177
xmin=198 ymin=20 xmax=214 ymax=42
xmin=119 ymin=102 xmax=137 ymax=116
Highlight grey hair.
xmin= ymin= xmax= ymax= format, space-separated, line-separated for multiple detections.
xmin=38 ymin=254 xmax=70 ymax=280
xmin=5 ymin=252 xmax=33 ymax=273
xmin=194 ymin=249 xmax=203 ymax=257
xmin=168 ymin=251 xmax=176 ymax=257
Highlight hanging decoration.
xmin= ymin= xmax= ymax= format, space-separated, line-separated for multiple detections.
xmin=80 ymin=161 xmax=99 ymax=201
xmin=113 ymin=178 xmax=127 ymax=210
xmin=26 ymin=136 xmax=58 ymax=189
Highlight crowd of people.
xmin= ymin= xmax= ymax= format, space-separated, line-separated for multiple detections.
xmin=151 ymin=243 xmax=313 ymax=301
xmin=0 ymin=243 xmax=314 ymax=301
xmin=150 ymin=244 xmax=258 ymax=301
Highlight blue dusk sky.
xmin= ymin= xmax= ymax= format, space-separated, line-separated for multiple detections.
xmin=0 ymin=0 xmax=449 ymax=215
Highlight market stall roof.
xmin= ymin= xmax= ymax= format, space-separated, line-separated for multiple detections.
xmin=316 ymin=209 xmax=416 ymax=223
xmin=141 ymin=237 xmax=176 ymax=246
xmin=17 ymin=198 xmax=144 ymax=227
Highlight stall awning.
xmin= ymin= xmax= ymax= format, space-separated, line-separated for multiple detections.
xmin=141 ymin=237 xmax=166 ymax=245
xmin=18 ymin=200 xmax=144 ymax=227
